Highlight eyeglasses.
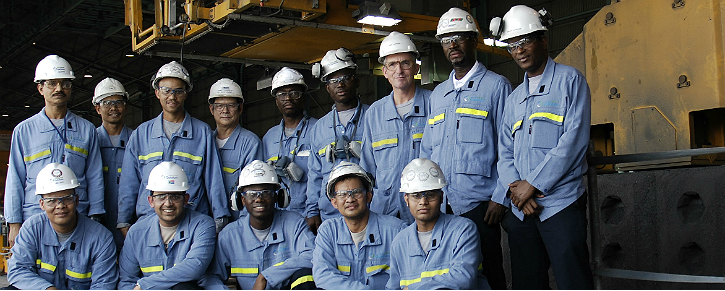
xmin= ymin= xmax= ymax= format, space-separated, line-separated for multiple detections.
xmin=99 ymin=99 xmax=127 ymax=107
xmin=407 ymin=190 xmax=441 ymax=201
xmin=333 ymin=187 xmax=366 ymax=200
xmin=326 ymin=74 xmax=355 ymax=86
xmin=384 ymin=60 xmax=414 ymax=71
xmin=212 ymin=103 xmax=240 ymax=111
xmin=41 ymin=194 xmax=76 ymax=208
xmin=43 ymin=80 xmax=73 ymax=89
xmin=151 ymin=193 xmax=185 ymax=203
xmin=439 ymin=34 xmax=472 ymax=46
xmin=506 ymin=36 xmax=540 ymax=53
xmin=243 ymin=189 xmax=276 ymax=200
xmin=158 ymin=86 xmax=187 ymax=96
xmin=275 ymin=91 xmax=303 ymax=101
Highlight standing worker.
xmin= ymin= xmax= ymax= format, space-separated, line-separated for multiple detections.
xmin=4 ymin=54 xmax=105 ymax=247
xmin=387 ymin=158 xmax=485 ymax=290
xmin=93 ymin=77 xmax=133 ymax=251
xmin=312 ymin=162 xmax=406 ymax=289
xmin=360 ymin=31 xmax=431 ymax=224
xmin=208 ymin=78 xmax=263 ymax=219
xmin=306 ymin=48 xmax=369 ymax=234
xmin=491 ymin=5 xmax=594 ymax=289
xmin=117 ymin=61 xmax=230 ymax=236
xmin=118 ymin=162 xmax=216 ymax=290
xmin=200 ymin=160 xmax=317 ymax=290
xmin=263 ymin=67 xmax=318 ymax=217
xmin=419 ymin=7 xmax=511 ymax=289
xmin=8 ymin=163 xmax=118 ymax=290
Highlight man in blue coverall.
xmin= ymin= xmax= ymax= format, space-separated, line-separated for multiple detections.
xmin=306 ymin=48 xmax=369 ymax=234
xmin=312 ymin=162 xmax=406 ymax=289
xmin=491 ymin=5 xmax=594 ymax=289
xmin=360 ymin=32 xmax=431 ymax=225
xmin=117 ymin=61 xmax=230 ymax=236
xmin=93 ymin=77 xmax=133 ymax=251
xmin=419 ymin=7 xmax=511 ymax=289
xmin=263 ymin=67 xmax=317 ymax=217
xmin=119 ymin=162 xmax=216 ymax=290
xmin=199 ymin=160 xmax=316 ymax=290
xmin=208 ymin=77 xmax=262 ymax=220
xmin=8 ymin=163 xmax=118 ymax=290
xmin=387 ymin=158 xmax=485 ymax=290
xmin=5 ymin=54 xmax=105 ymax=247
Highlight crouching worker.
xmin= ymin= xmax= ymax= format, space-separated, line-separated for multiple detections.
xmin=7 ymin=163 xmax=118 ymax=290
xmin=118 ymin=162 xmax=216 ymax=289
xmin=312 ymin=162 xmax=406 ymax=289
xmin=199 ymin=160 xmax=316 ymax=290
xmin=387 ymin=158 xmax=488 ymax=290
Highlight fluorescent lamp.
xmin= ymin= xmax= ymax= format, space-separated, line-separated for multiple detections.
xmin=483 ymin=38 xmax=509 ymax=47
xmin=353 ymin=2 xmax=402 ymax=27
xmin=357 ymin=15 xmax=401 ymax=26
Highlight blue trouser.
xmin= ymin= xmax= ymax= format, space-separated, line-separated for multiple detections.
xmin=503 ymin=195 xmax=594 ymax=290
xmin=459 ymin=201 xmax=507 ymax=290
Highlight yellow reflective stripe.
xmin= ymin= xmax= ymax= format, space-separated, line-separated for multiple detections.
xmin=222 ymin=167 xmax=237 ymax=174
xmin=138 ymin=152 xmax=163 ymax=161
xmin=173 ymin=151 xmax=202 ymax=162
xmin=400 ymin=268 xmax=450 ymax=286
xmin=231 ymin=267 xmax=259 ymax=275
xmin=456 ymin=108 xmax=489 ymax=117
xmin=428 ymin=113 xmax=445 ymax=124
xmin=103 ymin=166 xmax=109 ymax=172
xmin=267 ymin=156 xmax=279 ymax=162
xmin=36 ymin=259 xmax=57 ymax=272
xmin=24 ymin=149 xmax=51 ymax=162
xmin=366 ymin=264 xmax=390 ymax=273
xmin=478 ymin=263 xmax=483 ymax=270
xmin=66 ymin=269 xmax=92 ymax=279
xmin=65 ymin=144 xmax=88 ymax=156
xmin=412 ymin=133 xmax=423 ymax=140
xmin=290 ymin=275 xmax=314 ymax=289
xmin=337 ymin=265 xmax=351 ymax=272
xmin=274 ymin=261 xmax=285 ymax=267
xmin=528 ymin=112 xmax=564 ymax=123
xmin=372 ymin=138 xmax=398 ymax=148
xmin=140 ymin=266 xmax=163 ymax=273
xmin=511 ymin=120 xmax=523 ymax=135
xmin=118 ymin=168 xmax=122 ymax=173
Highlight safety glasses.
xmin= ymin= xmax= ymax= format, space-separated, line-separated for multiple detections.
xmin=41 ymin=194 xmax=76 ymax=207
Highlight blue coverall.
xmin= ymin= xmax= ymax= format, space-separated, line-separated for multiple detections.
xmin=360 ymin=88 xmax=430 ymax=224
xmin=5 ymin=109 xmax=105 ymax=224
xmin=8 ymin=213 xmax=118 ymax=290
xmin=386 ymin=213 xmax=483 ymax=290
xmin=306 ymin=103 xmax=369 ymax=220
xmin=97 ymin=125 xmax=132 ymax=250
xmin=199 ymin=210 xmax=315 ymax=290
xmin=312 ymin=211 xmax=406 ymax=290
xmin=215 ymin=124 xmax=263 ymax=219
xmin=118 ymin=210 xmax=216 ymax=290
xmin=262 ymin=117 xmax=318 ymax=216
xmin=117 ymin=112 xmax=230 ymax=226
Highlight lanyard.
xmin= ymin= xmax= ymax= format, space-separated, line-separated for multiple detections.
xmin=44 ymin=112 xmax=68 ymax=144
xmin=278 ymin=116 xmax=308 ymax=162
xmin=332 ymin=101 xmax=362 ymax=142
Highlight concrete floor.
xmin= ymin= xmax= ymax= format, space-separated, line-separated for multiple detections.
xmin=0 ymin=274 xmax=8 ymax=288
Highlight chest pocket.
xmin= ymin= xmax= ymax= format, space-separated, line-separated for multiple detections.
xmin=455 ymin=104 xmax=490 ymax=144
xmin=336 ymin=261 xmax=352 ymax=276
xmin=36 ymin=258 xmax=58 ymax=284
xmin=529 ymin=110 xmax=564 ymax=149
xmin=365 ymin=260 xmax=391 ymax=289
xmin=172 ymin=150 xmax=203 ymax=180
xmin=24 ymin=146 xmax=53 ymax=185
xmin=64 ymin=143 xmax=89 ymax=180
xmin=371 ymin=133 xmax=398 ymax=171
xmin=66 ymin=251 xmax=92 ymax=289
xmin=427 ymin=110 xmax=446 ymax=147
xmin=231 ymin=263 xmax=260 ymax=277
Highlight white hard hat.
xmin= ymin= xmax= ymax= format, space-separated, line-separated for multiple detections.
xmin=312 ymin=48 xmax=357 ymax=82
xmin=491 ymin=5 xmax=550 ymax=42
xmin=399 ymin=158 xmax=447 ymax=193
xmin=378 ymin=31 xmax=419 ymax=64
xmin=34 ymin=55 xmax=76 ymax=83
xmin=151 ymin=61 xmax=193 ymax=91
xmin=271 ymin=67 xmax=308 ymax=95
xmin=146 ymin=162 xmax=190 ymax=192
xmin=436 ymin=7 xmax=480 ymax=39
xmin=326 ymin=161 xmax=373 ymax=200
xmin=36 ymin=163 xmax=80 ymax=195
xmin=208 ymin=78 xmax=243 ymax=104
xmin=92 ymin=77 xmax=128 ymax=105
xmin=238 ymin=160 xmax=281 ymax=189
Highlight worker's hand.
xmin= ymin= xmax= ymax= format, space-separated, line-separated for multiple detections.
xmin=521 ymin=199 xmax=543 ymax=216
xmin=509 ymin=180 xmax=540 ymax=209
xmin=305 ymin=215 xmax=322 ymax=235
xmin=483 ymin=201 xmax=507 ymax=225
xmin=46 ymin=286 xmax=58 ymax=290
xmin=403 ymin=286 xmax=409 ymax=290
xmin=133 ymin=284 xmax=142 ymax=290
xmin=252 ymin=273 xmax=268 ymax=290
xmin=8 ymin=223 xmax=21 ymax=248
xmin=119 ymin=226 xmax=130 ymax=238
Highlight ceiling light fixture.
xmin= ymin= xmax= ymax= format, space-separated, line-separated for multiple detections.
xmin=352 ymin=1 xmax=402 ymax=27
xmin=483 ymin=38 xmax=509 ymax=47
xmin=84 ymin=69 xmax=93 ymax=78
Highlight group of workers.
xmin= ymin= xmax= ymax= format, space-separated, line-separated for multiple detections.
xmin=2 ymin=4 xmax=594 ymax=290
